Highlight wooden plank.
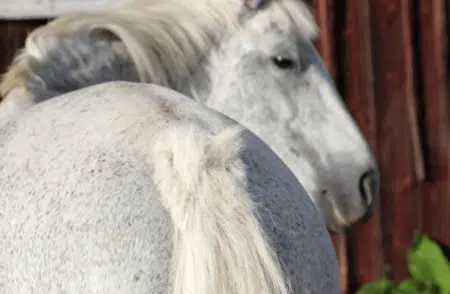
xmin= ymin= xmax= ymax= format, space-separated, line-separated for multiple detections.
xmin=311 ymin=1 xmax=348 ymax=293
xmin=332 ymin=236 xmax=349 ymax=294
xmin=312 ymin=0 xmax=337 ymax=78
xmin=0 ymin=0 xmax=117 ymax=19
xmin=417 ymin=0 xmax=449 ymax=180
xmin=339 ymin=0 xmax=384 ymax=291
xmin=390 ymin=186 xmax=420 ymax=280
xmin=447 ymin=0 xmax=450 ymax=83
xmin=0 ymin=20 xmax=46 ymax=101
xmin=369 ymin=0 xmax=424 ymax=282
xmin=421 ymin=180 xmax=450 ymax=246
xmin=417 ymin=0 xmax=450 ymax=248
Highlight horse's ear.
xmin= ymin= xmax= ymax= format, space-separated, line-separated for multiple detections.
xmin=244 ymin=0 xmax=268 ymax=10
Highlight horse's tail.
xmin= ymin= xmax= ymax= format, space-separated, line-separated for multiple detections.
xmin=150 ymin=124 xmax=291 ymax=294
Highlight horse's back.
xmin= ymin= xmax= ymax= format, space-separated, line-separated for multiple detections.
xmin=0 ymin=82 xmax=340 ymax=293
xmin=0 ymin=82 xmax=180 ymax=293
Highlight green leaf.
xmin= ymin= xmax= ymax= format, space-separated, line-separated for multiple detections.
xmin=356 ymin=234 xmax=450 ymax=294
xmin=395 ymin=280 xmax=439 ymax=294
xmin=395 ymin=280 xmax=421 ymax=294
xmin=407 ymin=235 xmax=450 ymax=292
xmin=356 ymin=278 xmax=396 ymax=294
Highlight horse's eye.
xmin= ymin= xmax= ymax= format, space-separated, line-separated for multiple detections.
xmin=271 ymin=56 xmax=296 ymax=70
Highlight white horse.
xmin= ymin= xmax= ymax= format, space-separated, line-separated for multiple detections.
xmin=0 ymin=0 xmax=379 ymax=232
xmin=1 ymin=81 xmax=341 ymax=293
xmin=0 ymin=0 xmax=378 ymax=292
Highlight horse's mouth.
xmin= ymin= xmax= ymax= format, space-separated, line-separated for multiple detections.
xmin=319 ymin=190 xmax=355 ymax=234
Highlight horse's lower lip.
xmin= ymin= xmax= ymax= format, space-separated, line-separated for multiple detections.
xmin=323 ymin=191 xmax=351 ymax=228
xmin=327 ymin=226 xmax=345 ymax=235
xmin=326 ymin=219 xmax=353 ymax=235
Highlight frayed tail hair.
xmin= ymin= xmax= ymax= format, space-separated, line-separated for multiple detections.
xmin=150 ymin=125 xmax=291 ymax=294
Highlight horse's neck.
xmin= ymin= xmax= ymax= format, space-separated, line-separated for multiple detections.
xmin=24 ymin=31 xmax=141 ymax=102
xmin=21 ymin=27 xmax=221 ymax=105
xmin=180 ymin=60 xmax=212 ymax=104
xmin=181 ymin=40 xmax=238 ymax=106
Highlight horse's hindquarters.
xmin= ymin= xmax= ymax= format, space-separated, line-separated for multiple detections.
xmin=0 ymin=82 xmax=340 ymax=293
xmin=0 ymin=84 xmax=181 ymax=292
xmin=0 ymin=136 xmax=174 ymax=293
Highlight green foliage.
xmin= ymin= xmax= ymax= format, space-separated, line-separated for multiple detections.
xmin=357 ymin=235 xmax=450 ymax=294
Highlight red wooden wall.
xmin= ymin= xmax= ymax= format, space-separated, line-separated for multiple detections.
xmin=0 ymin=1 xmax=449 ymax=293
xmin=310 ymin=0 xmax=450 ymax=293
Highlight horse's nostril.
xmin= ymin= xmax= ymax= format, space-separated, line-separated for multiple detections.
xmin=359 ymin=169 xmax=380 ymax=222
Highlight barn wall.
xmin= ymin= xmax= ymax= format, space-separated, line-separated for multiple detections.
xmin=310 ymin=0 xmax=449 ymax=292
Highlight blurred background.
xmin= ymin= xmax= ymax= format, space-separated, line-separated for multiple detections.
xmin=0 ymin=0 xmax=449 ymax=293
xmin=308 ymin=1 xmax=449 ymax=293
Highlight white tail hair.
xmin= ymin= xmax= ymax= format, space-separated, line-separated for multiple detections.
xmin=150 ymin=124 xmax=291 ymax=294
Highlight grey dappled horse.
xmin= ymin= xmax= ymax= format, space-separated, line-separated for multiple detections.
xmin=0 ymin=0 xmax=379 ymax=232
xmin=1 ymin=81 xmax=340 ymax=293
xmin=0 ymin=0 xmax=377 ymax=292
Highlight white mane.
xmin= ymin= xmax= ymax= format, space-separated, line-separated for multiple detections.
xmin=0 ymin=0 xmax=317 ymax=97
